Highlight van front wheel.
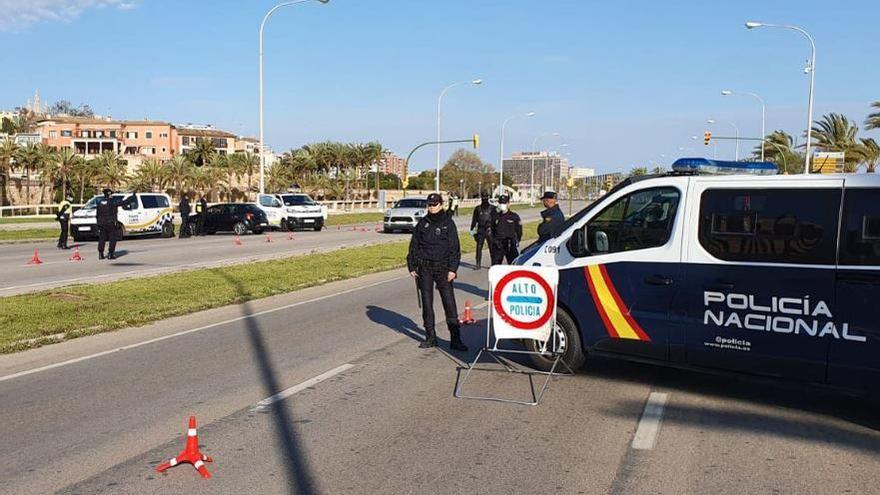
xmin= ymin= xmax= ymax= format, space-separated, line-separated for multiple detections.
xmin=526 ymin=309 xmax=586 ymax=372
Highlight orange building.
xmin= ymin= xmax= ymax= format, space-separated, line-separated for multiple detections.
xmin=37 ymin=117 xmax=174 ymax=161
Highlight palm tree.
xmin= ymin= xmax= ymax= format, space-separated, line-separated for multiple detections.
xmin=266 ymin=162 xmax=295 ymax=193
xmin=866 ymin=101 xmax=880 ymax=131
xmin=756 ymin=130 xmax=804 ymax=175
xmin=164 ymin=155 xmax=193 ymax=200
xmin=71 ymin=157 xmax=100 ymax=202
xmin=0 ymin=138 xmax=19 ymax=208
xmin=364 ymin=141 xmax=384 ymax=199
xmin=35 ymin=145 xmax=60 ymax=203
xmin=14 ymin=143 xmax=43 ymax=204
xmin=234 ymin=152 xmax=259 ymax=200
xmin=94 ymin=152 xmax=129 ymax=189
xmin=188 ymin=137 xmax=216 ymax=167
xmin=811 ymin=113 xmax=865 ymax=171
xmin=130 ymin=158 xmax=166 ymax=192
xmin=54 ymin=148 xmax=82 ymax=200
xmin=861 ymin=138 xmax=880 ymax=173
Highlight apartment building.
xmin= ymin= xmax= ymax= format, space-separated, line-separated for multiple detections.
xmin=37 ymin=117 xmax=174 ymax=161
xmin=174 ymin=126 xmax=237 ymax=156
xmin=378 ymin=150 xmax=406 ymax=178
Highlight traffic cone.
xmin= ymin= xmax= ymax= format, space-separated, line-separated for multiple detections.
xmin=337 ymin=224 xmax=341 ymax=231
xmin=156 ymin=416 xmax=213 ymax=479
xmin=26 ymin=248 xmax=42 ymax=265
xmin=286 ymin=232 xmax=294 ymax=241
xmin=351 ymin=224 xmax=357 ymax=231
xmin=361 ymin=226 xmax=367 ymax=232
xmin=68 ymin=246 xmax=83 ymax=262
xmin=265 ymin=233 xmax=273 ymax=243
xmin=375 ymin=223 xmax=381 ymax=232
xmin=459 ymin=299 xmax=475 ymax=325
xmin=234 ymin=235 xmax=242 ymax=246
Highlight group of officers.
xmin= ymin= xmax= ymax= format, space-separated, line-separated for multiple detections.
xmin=407 ymin=191 xmax=565 ymax=351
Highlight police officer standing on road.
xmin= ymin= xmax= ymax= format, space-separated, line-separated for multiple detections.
xmin=407 ymin=192 xmax=468 ymax=351
xmin=490 ymin=195 xmax=522 ymax=265
xmin=469 ymin=192 xmax=496 ymax=269
xmin=178 ymin=194 xmax=191 ymax=238
xmin=96 ymin=188 xmax=120 ymax=260
xmin=195 ymin=194 xmax=207 ymax=236
xmin=56 ymin=194 xmax=73 ymax=250
xmin=537 ymin=191 xmax=565 ymax=243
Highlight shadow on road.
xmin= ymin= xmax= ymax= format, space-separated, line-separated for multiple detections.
xmin=452 ymin=280 xmax=488 ymax=300
xmin=217 ymin=271 xmax=317 ymax=495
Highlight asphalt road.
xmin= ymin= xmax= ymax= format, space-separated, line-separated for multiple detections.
xmin=0 ymin=204 xmax=575 ymax=297
xmin=1 ymin=255 xmax=878 ymax=494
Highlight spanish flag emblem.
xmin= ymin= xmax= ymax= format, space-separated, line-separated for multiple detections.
xmin=584 ymin=265 xmax=650 ymax=341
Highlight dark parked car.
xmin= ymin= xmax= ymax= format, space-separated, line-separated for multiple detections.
xmin=188 ymin=203 xmax=269 ymax=236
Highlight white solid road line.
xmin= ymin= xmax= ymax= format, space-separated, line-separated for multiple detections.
xmin=631 ymin=392 xmax=669 ymax=450
xmin=250 ymin=364 xmax=355 ymax=412
xmin=0 ymin=276 xmax=406 ymax=384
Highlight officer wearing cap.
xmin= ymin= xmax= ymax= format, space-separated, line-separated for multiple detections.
xmin=56 ymin=194 xmax=73 ymax=250
xmin=538 ymin=190 xmax=565 ymax=243
xmin=469 ymin=192 xmax=496 ymax=269
xmin=95 ymin=188 xmax=121 ymax=260
xmin=407 ymin=192 xmax=468 ymax=351
xmin=491 ymin=195 xmax=522 ymax=265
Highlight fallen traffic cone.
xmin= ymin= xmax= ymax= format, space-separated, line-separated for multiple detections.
xmin=234 ymin=235 xmax=242 ymax=246
xmin=459 ymin=299 xmax=476 ymax=325
xmin=264 ymin=233 xmax=273 ymax=243
xmin=69 ymin=246 xmax=83 ymax=262
xmin=26 ymin=248 xmax=42 ymax=265
xmin=156 ymin=416 xmax=213 ymax=479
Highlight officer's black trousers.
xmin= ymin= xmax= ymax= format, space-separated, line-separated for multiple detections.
xmin=179 ymin=216 xmax=190 ymax=238
xmin=491 ymin=238 xmax=519 ymax=265
xmin=196 ymin=214 xmax=206 ymax=235
xmin=417 ymin=264 xmax=461 ymax=342
xmin=474 ymin=231 xmax=492 ymax=267
xmin=57 ymin=219 xmax=69 ymax=248
xmin=97 ymin=224 xmax=118 ymax=255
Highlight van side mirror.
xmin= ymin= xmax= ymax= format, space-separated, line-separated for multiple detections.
xmin=568 ymin=228 xmax=589 ymax=257
xmin=593 ymin=231 xmax=609 ymax=253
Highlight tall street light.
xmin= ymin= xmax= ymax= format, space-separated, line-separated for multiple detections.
xmin=498 ymin=111 xmax=535 ymax=196
xmin=722 ymin=89 xmax=766 ymax=160
xmin=746 ymin=21 xmax=815 ymax=173
xmin=435 ymin=79 xmax=482 ymax=191
xmin=259 ymin=0 xmax=330 ymax=195
xmin=707 ymin=119 xmax=739 ymax=161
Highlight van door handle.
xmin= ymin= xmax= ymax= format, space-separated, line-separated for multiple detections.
xmin=705 ymin=281 xmax=735 ymax=291
xmin=644 ymin=275 xmax=673 ymax=286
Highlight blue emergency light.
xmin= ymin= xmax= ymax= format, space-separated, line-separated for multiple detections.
xmin=671 ymin=157 xmax=778 ymax=175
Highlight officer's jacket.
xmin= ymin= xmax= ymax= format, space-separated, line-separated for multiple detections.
xmin=537 ymin=204 xmax=565 ymax=242
xmin=57 ymin=200 xmax=72 ymax=220
xmin=95 ymin=197 xmax=120 ymax=226
xmin=493 ymin=210 xmax=522 ymax=241
xmin=407 ymin=211 xmax=461 ymax=273
xmin=470 ymin=203 xmax=496 ymax=232
xmin=180 ymin=198 xmax=191 ymax=217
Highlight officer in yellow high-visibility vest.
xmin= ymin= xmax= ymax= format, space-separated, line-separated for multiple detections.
xmin=56 ymin=195 xmax=73 ymax=250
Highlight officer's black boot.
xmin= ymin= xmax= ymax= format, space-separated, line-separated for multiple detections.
xmin=99 ymin=253 xmax=105 ymax=260
xmin=449 ymin=325 xmax=468 ymax=352
xmin=419 ymin=327 xmax=437 ymax=348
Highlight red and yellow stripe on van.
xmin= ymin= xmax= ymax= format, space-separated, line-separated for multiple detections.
xmin=584 ymin=265 xmax=650 ymax=341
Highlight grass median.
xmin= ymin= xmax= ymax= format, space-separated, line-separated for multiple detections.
xmin=0 ymin=221 xmax=540 ymax=354
xmin=0 ymin=228 xmax=59 ymax=242
xmin=0 ymin=216 xmax=55 ymax=225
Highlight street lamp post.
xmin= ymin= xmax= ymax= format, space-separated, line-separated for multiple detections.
xmin=722 ymin=90 xmax=766 ymax=161
xmin=499 ymin=111 xmax=535 ymax=197
xmin=531 ymin=132 xmax=561 ymax=205
xmin=435 ymin=79 xmax=482 ymax=192
xmin=259 ymin=0 xmax=330 ymax=195
xmin=459 ymin=178 xmax=464 ymax=199
xmin=707 ymin=119 xmax=739 ymax=160
xmin=746 ymin=21 xmax=815 ymax=173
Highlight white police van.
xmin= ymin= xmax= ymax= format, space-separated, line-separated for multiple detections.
xmin=71 ymin=192 xmax=175 ymax=242
xmin=516 ymin=158 xmax=880 ymax=396
xmin=256 ymin=193 xmax=327 ymax=231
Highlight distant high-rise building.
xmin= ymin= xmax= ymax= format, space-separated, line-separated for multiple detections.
xmin=502 ymin=151 xmax=568 ymax=190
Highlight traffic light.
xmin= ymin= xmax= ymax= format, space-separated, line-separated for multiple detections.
xmin=703 ymin=131 xmax=712 ymax=146
xmin=604 ymin=177 xmax=613 ymax=191
xmin=473 ymin=134 xmax=480 ymax=149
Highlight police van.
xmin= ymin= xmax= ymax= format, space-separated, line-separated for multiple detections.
xmin=71 ymin=192 xmax=175 ymax=241
xmin=516 ymin=158 xmax=880 ymax=396
xmin=256 ymin=193 xmax=327 ymax=231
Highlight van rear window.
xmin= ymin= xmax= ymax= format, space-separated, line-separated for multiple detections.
xmin=839 ymin=188 xmax=880 ymax=266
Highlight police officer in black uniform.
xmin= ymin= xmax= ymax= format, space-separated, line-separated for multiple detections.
xmin=196 ymin=194 xmax=208 ymax=236
xmin=407 ymin=193 xmax=467 ymax=351
xmin=490 ymin=195 xmax=522 ymax=265
xmin=96 ymin=188 xmax=120 ymax=260
xmin=537 ymin=190 xmax=566 ymax=243
xmin=179 ymin=194 xmax=191 ymax=238
xmin=469 ymin=192 xmax=496 ymax=269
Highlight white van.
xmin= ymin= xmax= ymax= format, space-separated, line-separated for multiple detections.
xmin=256 ymin=193 xmax=327 ymax=231
xmin=516 ymin=158 xmax=880 ymax=397
xmin=71 ymin=192 xmax=175 ymax=241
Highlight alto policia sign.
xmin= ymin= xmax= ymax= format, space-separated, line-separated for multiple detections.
xmin=489 ymin=266 xmax=559 ymax=343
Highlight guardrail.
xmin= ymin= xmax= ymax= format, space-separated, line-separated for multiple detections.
xmin=0 ymin=204 xmax=87 ymax=218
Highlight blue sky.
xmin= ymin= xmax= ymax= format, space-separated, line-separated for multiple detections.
xmin=1 ymin=0 xmax=878 ymax=174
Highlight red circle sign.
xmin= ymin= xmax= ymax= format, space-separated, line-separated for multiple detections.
xmin=492 ymin=270 xmax=555 ymax=330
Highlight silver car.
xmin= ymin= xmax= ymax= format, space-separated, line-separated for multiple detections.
xmin=383 ymin=197 xmax=427 ymax=233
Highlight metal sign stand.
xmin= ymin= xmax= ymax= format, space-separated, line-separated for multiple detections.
xmin=454 ymin=282 xmax=573 ymax=406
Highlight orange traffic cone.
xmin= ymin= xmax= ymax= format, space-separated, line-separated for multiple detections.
xmin=156 ymin=416 xmax=213 ymax=479
xmin=351 ymin=224 xmax=357 ymax=231
xmin=361 ymin=226 xmax=367 ymax=232
xmin=375 ymin=223 xmax=381 ymax=232
xmin=26 ymin=248 xmax=42 ymax=265
xmin=459 ymin=299 xmax=476 ymax=325
xmin=337 ymin=224 xmax=341 ymax=231
xmin=264 ymin=233 xmax=273 ymax=243
xmin=234 ymin=235 xmax=242 ymax=246
xmin=69 ymin=246 xmax=83 ymax=262
xmin=286 ymin=232 xmax=294 ymax=241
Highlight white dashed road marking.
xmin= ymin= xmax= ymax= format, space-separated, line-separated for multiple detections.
xmin=250 ymin=364 xmax=355 ymax=412
xmin=631 ymin=392 xmax=669 ymax=450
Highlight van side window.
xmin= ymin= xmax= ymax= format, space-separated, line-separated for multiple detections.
xmin=580 ymin=187 xmax=680 ymax=256
xmin=123 ymin=196 xmax=138 ymax=210
xmin=157 ymin=196 xmax=170 ymax=208
xmin=839 ymin=188 xmax=880 ymax=266
xmin=699 ymin=188 xmax=841 ymax=265
xmin=140 ymin=195 xmax=159 ymax=209
xmin=259 ymin=196 xmax=275 ymax=207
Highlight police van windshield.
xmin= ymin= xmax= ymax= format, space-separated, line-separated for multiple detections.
xmin=395 ymin=199 xmax=427 ymax=209
xmin=281 ymin=195 xmax=316 ymax=206
xmin=82 ymin=194 xmax=126 ymax=209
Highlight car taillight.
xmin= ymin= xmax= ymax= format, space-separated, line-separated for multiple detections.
xmin=245 ymin=213 xmax=254 ymax=220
